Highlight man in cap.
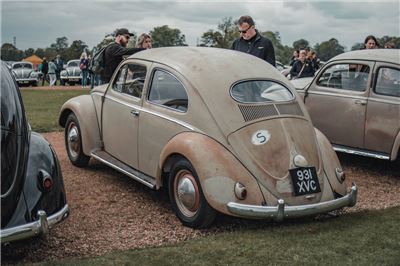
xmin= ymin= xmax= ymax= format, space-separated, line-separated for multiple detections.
xmin=102 ymin=28 xmax=145 ymax=83
xmin=231 ymin=15 xmax=276 ymax=67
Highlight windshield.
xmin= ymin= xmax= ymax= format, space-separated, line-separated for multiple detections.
xmin=13 ymin=63 xmax=32 ymax=69
xmin=231 ymin=80 xmax=294 ymax=103
xmin=68 ymin=61 xmax=79 ymax=67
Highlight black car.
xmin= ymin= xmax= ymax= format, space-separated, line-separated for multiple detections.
xmin=1 ymin=61 xmax=69 ymax=243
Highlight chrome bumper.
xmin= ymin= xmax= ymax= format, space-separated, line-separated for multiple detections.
xmin=1 ymin=204 xmax=69 ymax=243
xmin=227 ymin=184 xmax=357 ymax=221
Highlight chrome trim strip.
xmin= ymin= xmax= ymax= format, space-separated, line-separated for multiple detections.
xmin=308 ymin=90 xmax=367 ymax=100
xmin=227 ymin=185 xmax=357 ymax=221
xmin=333 ymin=145 xmax=390 ymax=160
xmin=367 ymin=97 xmax=400 ymax=105
xmin=105 ymin=95 xmax=196 ymax=131
xmin=0 ymin=204 xmax=70 ymax=243
xmin=91 ymin=153 xmax=156 ymax=189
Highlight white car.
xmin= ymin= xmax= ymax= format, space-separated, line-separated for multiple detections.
xmin=60 ymin=60 xmax=82 ymax=86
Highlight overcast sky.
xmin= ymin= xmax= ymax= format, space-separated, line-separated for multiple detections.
xmin=1 ymin=0 xmax=399 ymax=51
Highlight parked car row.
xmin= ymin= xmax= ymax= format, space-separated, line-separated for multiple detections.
xmin=6 ymin=59 xmax=87 ymax=87
xmin=2 ymin=48 xmax=396 ymax=244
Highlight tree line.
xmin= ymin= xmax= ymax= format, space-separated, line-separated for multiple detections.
xmin=2 ymin=17 xmax=399 ymax=64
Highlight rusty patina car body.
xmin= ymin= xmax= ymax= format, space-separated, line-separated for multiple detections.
xmin=293 ymin=49 xmax=400 ymax=161
xmin=59 ymin=47 xmax=357 ymax=228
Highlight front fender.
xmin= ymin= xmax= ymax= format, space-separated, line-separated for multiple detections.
xmin=59 ymin=95 xmax=101 ymax=156
xmin=390 ymin=130 xmax=400 ymax=161
xmin=314 ymin=128 xmax=347 ymax=197
xmin=159 ymin=132 xmax=267 ymax=216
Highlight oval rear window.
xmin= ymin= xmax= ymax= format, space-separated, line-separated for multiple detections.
xmin=231 ymin=80 xmax=294 ymax=103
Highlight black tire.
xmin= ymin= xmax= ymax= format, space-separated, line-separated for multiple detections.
xmin=168 ymin=158 xmax=216 ymax=228
xmin=65 ymin=113 xmax=90 ymax=167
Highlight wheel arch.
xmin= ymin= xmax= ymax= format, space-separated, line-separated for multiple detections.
xmin=158 ymin=132 xmax=266 ymax=216
xmin=58 ymin=95 xmax=101 ymax=156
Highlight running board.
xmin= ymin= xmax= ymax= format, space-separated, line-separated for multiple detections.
xmin=333 ymin=145 xmax=390 ymax=160
xmin=91 ymin=151 xmax=156 ymax=189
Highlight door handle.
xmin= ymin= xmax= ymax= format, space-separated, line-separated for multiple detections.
xmin=130 ymin=109 xmax=140 ymax=117
xmin=354 ymin=99 xmax=367 ymax=106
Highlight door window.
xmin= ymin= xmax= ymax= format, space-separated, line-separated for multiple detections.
xmin=375 ymin=67 xmax=400 ymax=97
xmin=317 ymin=63 xmax=370 ymax=91
xmin=148 ymin=70 xmax=188 ymax=112
xmin=112 ymin=63 xmax=147 ymax=98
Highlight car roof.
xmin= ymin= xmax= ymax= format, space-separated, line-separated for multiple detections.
xmin=330 ymin=49 xmax=400 ymax=65
xmin=128 ymin=46 xmax=289 ymax=95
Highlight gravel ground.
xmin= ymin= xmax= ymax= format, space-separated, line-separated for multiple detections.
xmin=2 ymin=131 xmax=400 ymax=264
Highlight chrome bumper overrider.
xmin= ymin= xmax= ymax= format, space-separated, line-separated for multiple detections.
xmin=227 ymin=184 xmax=357 ymax=221
xmin=1 ymin=204 xmax=69 ymax=243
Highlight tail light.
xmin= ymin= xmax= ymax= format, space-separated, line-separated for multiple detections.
xmin=38 ymin=170 xmax=53 ymax=191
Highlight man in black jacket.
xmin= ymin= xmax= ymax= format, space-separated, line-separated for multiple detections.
xmin=231 ymin=15 xmax=276 ymax=67
xmin=101 ymin=28 xmax=145 ymax=83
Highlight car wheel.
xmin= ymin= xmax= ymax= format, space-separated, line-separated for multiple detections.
xmin=69 ymin=82 xmax=74 ymax=86
xmin=65 ymin=113 xmax=90 ymax=167
xmin=168 ymin=158 xmax=216 ymax=228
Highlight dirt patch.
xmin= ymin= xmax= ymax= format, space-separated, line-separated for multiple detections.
xmin=2 ymin=132 xmax=399 ymax=264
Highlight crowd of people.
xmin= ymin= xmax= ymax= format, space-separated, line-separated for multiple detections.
xmin=36 ymin=29 xmax=152 ymax=88
xmin=35 ymin=15 xmax=396 ymax=87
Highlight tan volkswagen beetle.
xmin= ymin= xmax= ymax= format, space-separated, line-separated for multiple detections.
xmin=292 ymin=49 xmax=400 ymax=161
xmin=59 ymin=47 xmax=357 ymax=228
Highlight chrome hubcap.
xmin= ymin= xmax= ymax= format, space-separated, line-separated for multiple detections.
xmin=67 ymin=122 xmax=80 ymax=159
xmin=174 ymin=170 xmax=200 ymax=217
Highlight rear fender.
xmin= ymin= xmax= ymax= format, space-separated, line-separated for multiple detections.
xmin=159 ymin=132 xmax=267 ymax=215
xmin=58 ymin=95 xmax=101 ymax=156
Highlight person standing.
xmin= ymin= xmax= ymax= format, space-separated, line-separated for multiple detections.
xmin=363 ymin=35 xmax=379 ymax=49
xmin=101 ymin=28 xmax=145 ymax=83
xmin=48 ymin=59 xmax=57 ymax=86
xmin=41 ymin=57 xmax=49 ymax=86
xmin=136 ymin=33 xmax=152 ymax=49
xmin=54 ymin=55 xmax=64 ymax=85
xmin=290 ymin=50 xmax=315 ymax=79
xmin=79 ymin=52 xmax=90 ymax=88
xmin=231 ymin=15 xmax=276 ymax=67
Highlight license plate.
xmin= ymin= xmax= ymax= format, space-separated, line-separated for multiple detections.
xmin=290 ymin=167 xmax=321 ymax=196
xmin=21 ymin=81 xmax=29 ymax=83
xmin=70 ymin=78 xmax=79 ymax=81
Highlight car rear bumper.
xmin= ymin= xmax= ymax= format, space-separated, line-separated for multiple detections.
xmin=227 ymin=184 xmax=357 ymax=221
xmin=0 ymin=204 xmax=69 ymax=243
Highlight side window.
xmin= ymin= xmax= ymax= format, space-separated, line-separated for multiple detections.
xmin=375 ymin=67 xmax=400 ymax=97
xmin=112 ymin=64 xmax=147 ymax=98
xmin=317 ymin=63 xmax=370 ymax=91
xmin=112 ymin=65 xmax=127 ymax=93
xmin=123 ymin=64 xmax=147 ymax=98
xmin=148 ymin=70 xmax=188 ymax=112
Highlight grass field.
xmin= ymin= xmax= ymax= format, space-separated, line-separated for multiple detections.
xmin=41 ymin=207 xmax=400 ymax=266
xmin=20 ymin=89 xmax=88 ymax=132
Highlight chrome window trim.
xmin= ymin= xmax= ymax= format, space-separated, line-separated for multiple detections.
xmin=146 ymin=68 xmax=189 ymax=113
xmin=105 ymin=95 xmax=196 ymax=131
xmin=229 ymin=78 xmax=295 ymax=104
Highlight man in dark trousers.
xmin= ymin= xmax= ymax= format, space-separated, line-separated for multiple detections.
xmin=101 ymin=28 xmax=145 ymax=83
xmin=41 ymin=57 xmax=49 ymax=86
xmin=54 ymin=55 xmax=64 ymax=85
xmin=231 ymin=15 xmax=276 ymax=67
